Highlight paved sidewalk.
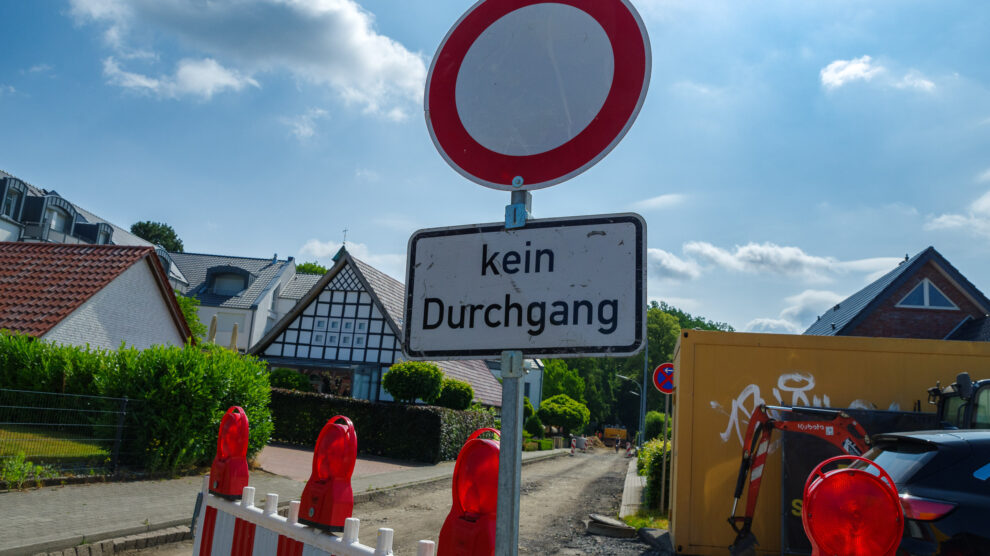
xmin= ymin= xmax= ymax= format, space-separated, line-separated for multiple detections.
xmin=619 ymin=457 xmax=646 ymax=517
xmin=0 ymin=448 xmax=568 ymax=556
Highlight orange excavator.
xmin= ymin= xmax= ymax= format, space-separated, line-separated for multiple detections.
xmin=727 ymin=404 xmax=871 ymax=555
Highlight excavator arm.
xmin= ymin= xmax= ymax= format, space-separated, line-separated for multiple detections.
xmin=727 ymin=404 xmax=870 ymax=555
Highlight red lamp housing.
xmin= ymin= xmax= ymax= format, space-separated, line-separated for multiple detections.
xmin=802 ymin=455 xmax=904 ymax=556
xmin=299 ymin=415 xmax=357 ymax=532
xmin=438 ymin=428 xmax=500 ymax=556
xmin=208 ymin=406 xmax=250 ymax=499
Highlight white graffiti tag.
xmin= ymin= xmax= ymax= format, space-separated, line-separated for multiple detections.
xmin=713 ymin=372 xmax=831 ymax=446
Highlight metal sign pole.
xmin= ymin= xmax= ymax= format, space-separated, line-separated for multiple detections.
xmin=660 ymin=392 xmax=670 ymax=514
xmin=496 ymin=189 xmax=531 ymax=556
xmin=640 ymin=342 xmax=648 ymax=447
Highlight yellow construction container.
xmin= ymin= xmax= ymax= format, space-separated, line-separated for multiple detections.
xmin=670 ymin=330 xmax=990 ymax=555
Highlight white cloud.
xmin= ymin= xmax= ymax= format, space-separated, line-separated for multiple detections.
xmin=779 ymin=290 xmax=845 ymax=325
xmin=630 ymin=193 xmax=686 ymax=211
xmin=355 ymin=168 xmax=381 ymax=182
xmin=894 ymin=70 xmax=935 ymax=92
xmin=281 ymin=108 xmax=329 ymax=140
xmin=682 ymin=241 xmax=899 ymax=284
xmin=103 ymin=56 xmax=258 ymax=99
xmin=647 ymin=248 xmax=701 ymax=281
xmin=71 ymin=0 xmax=426 ymax=118
xmin=298 ymin=239 xmax=405 ymax=281
xmin=978 ymin=169 xmax=990 ymax=183
xmin=28 ymin=64 xmax=54 ymax=74
xmin=820 ymin=55 xmax=936 ymax=93
xmin=820 ymin=56 xmax=884 ymax=90
xmin=0 ymin=84 xmax=14 ymax=96
xmin=745 ymin=318 xmax=802 ymax=334
xmin=926 ymin=190 xmax=990 ymax=238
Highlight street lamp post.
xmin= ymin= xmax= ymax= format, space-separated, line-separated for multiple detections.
xmin=617 ymin=374 xmax=644 ymax=447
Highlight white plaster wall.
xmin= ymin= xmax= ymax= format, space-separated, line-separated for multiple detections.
xmin=195 ymin=306 xmax=250 ymax=351
xmin=44 ymin=260 xmax=185 ymax=350
xmin=0 ymin=219 xmax=20 ymax=241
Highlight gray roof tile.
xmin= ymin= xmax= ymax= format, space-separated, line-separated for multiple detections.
xmin=280 ymin=273 xmax=321 ymax=300
xmin=169 ymin=252 xmax=291 ymax=309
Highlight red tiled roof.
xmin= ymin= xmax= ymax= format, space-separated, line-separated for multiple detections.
xmin=0 ymin=242 xmax=187 ymax=338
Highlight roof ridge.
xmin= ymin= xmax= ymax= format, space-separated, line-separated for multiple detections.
xmin=171 ymin=251 xmax=290 ymax=263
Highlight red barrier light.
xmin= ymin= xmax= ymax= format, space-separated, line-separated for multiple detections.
xmin=209 ymin=406 xmax=250 ymax=499
xmin=299 ymin=415 xmax=357 ymax=532
xmin=438 ymin=428 xmax=500 ymax=556
xmin=802 ymin=455 xmax=903 ymax=556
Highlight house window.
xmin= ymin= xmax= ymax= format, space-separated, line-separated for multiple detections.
xmin=97 ymin=230 xmax=110 ymax=244
xmin=341 ymin=335 xmax=351 ymax=345
xmin=896 ymin=279 xmax=959 ymax=310
xmin=46 ymin=207 xmax=70 ymax=232
xmin=524 ymin=382 xmax=531 ymax=398
xmin=213 ymin=273 xmax=247 ymax=296
xmin=316 ymin=320 xmax=326 ymax=329
xmin=314 ymin=334 xmax=324 ymax=343
xmin=329 ymin=320 xmax=340 ymax=330
xmin=344 ymin=321 xmax=353 ymax=330
xmin=2 ymin=188 xmax=22 ymax=219
xmin=357 ymin=322 xmax=367 ymax=332
xmin=355 ymin=336 xmax=365 ymax=347
xmin=327 ymin=335 xmax=337 ymax=345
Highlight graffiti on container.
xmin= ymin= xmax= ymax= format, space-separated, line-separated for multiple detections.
xmin=711 ymin=371 xmax=899 ymax=446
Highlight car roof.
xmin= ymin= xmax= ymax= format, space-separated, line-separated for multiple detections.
xmin=874 ymin=430 xmax=990 ymax=446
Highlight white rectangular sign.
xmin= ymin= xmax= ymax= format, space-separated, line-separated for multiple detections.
xmin=403 ymin=213 xmax=646 ymax=359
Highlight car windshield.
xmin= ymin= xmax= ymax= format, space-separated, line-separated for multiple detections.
xmin=858 ymin=441 xmax=936 ymax=485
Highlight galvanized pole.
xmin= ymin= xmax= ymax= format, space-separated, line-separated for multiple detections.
xmin=659 ymin=392 xmax=670 ymax=513
xmin=496 ymin=187 xmax=531 ymax=556
xmin=640 ymin=342 xmax=648 ymax=447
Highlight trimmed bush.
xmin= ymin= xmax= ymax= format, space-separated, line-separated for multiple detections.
xmin=0 ymin=330 xmax=273 ymax=472
xmin=537 ymin=394 xmax=590 ymax=435
xmin=524 ymin=414 xmax=544 ymax=438
xmin=435 ymin=378 xmax=474 ymax=410
xmin=269 ymin=368 xmax=313 ymax=392
xmin=382 ymin=361 xmax=444 ymax=403
xmin=523 ymin=397 xmax=534 ymax=420
xmin=269 ymin=388 xmax=496 ymax=463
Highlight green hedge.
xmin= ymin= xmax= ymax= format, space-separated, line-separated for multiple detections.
xmin=269 ymin=388 xmax=496 ymax=463
xmin=0 ymin=330 xmax=272 ymax=472
xmin=638 ymin=437 xmax=672 ymax=510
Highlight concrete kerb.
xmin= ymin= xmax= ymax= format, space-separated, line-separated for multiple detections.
xmin=14 ymin=449 xmax=570 ymax=556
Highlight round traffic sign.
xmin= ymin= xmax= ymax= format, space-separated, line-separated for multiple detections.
xmin=425 ymin=0 xmax=651 ymax=191
xmin=653 ymin=363 xmax=674 ymax=394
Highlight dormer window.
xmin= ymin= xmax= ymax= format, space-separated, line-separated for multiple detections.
xmin=2 ymin=187 xmax=23 ymax=219
xmin=213 ymin=273 xmax=247 ymax=295
xmin=46 ymin=207 xmax=70 ymax=233
xmin=896 ymin=278 xmax=959 ymax=310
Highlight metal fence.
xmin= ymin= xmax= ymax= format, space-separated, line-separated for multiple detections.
xmin=0 ymin=388 xmax=143 ymax=479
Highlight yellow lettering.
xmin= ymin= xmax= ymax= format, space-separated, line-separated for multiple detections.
xmin=791 ymin=498 xmax=803 ymax=517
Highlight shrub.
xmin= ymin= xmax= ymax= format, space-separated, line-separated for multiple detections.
xmin=523 ymin=397 xmax=534 ymax=420
xmin=524 ymin=414 xmax=544 ymax=438
xmin=269 ymin=388 xmax=496 ymax=463
xmin=0 ymin=331 xmax=273 ymax=472
xmin=638 ymin=437 xmax=672 ymax=510
xmin=382 ymin=361 xmax=444 ymax=403
xmin=269 ymin=368 xmax=313 ymax=392
xmin=645 ymin=410 xmax=671 ymax=441
xmin=537 ymin=394 xmax=590 ymax=435
xmin=435 ymin=378 xmax=474 ymax=410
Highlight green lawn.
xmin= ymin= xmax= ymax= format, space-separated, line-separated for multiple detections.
xmin=0 ymin=425 xmax=110 ymax=461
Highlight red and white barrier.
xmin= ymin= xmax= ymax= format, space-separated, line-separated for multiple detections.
xmin=570 ymin=438 xmax=576 ymax=455
xmin=193 ymin=477 xmax=435 ymax=556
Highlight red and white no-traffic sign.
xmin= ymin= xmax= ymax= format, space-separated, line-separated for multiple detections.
xmin=653 ymin=362 xmax=674 ymax=394
xmin=425 ymin=0 xmax=651 ymax=191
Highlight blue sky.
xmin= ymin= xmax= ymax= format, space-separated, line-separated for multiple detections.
xmin=2 ymin=0 xmax=989 ymax=334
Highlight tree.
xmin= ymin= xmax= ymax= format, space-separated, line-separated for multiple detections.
xmin=542 ymin=359 xmax=585 ymax=403
xmin=645 ymin=410 xmax=671 ymax=441
xmin=130 ymin=221 xmax=184 ymax=252
xmin=269 ymin=368 xmax=313 ymax=392
xmin=296 ymin=261 xmax=328 ymax=275
xmin=525 ymin=414 xmax=544 ymax=438
xmin=173 ymin=291 xmax=206 ymax=342
xmin=537 ymin=394 xmax=590 ymax=435
xmin=656 ymin=301 xmax=734 ymax=332
xmin=435 ymin=377 xmax=474 ymax=410
xmin=382 ymin=361 xmax=444 ymax=403
xmin=523 ymin=396 xmax=534 ymax=420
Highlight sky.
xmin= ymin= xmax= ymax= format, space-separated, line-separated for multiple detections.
xmin=2 ymin=0 xmax=989 ymax=335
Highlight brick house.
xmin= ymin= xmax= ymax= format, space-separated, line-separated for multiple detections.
xmin=804 ymin=246 xmax=990 ymax=340
xmin=0 ymin=242 xmax=192 ymax=349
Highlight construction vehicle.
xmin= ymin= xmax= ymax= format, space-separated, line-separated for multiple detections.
xmin=728 ymin=372 xmax=988 ymax=555
xmin=727 ymin=405 xmax=870 ymax=555
xmin=929 ymin=371 xmax=990 ymax=429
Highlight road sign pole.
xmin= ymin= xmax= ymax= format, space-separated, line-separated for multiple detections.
xmin=640 ymin=341 xmax=648 ymax=447
xmin=497 ymin=350 xmax=524 ymax=556
xmin=660 ymin=392 xmax=670 ymax=514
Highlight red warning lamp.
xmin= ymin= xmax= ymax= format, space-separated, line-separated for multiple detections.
xmin=802 ymin=455 xmax=904 ymax=556
xmin=299 ymin=415 xmax=357 ymax=532
xmin=438 ymin=428 xmax=500 ymax=556
xmin=209 ymin=406 xmax=250 ymax=499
